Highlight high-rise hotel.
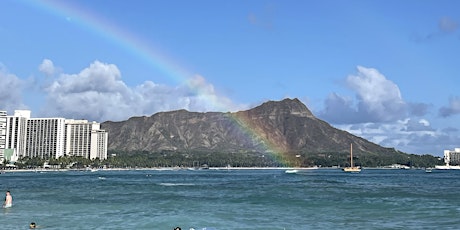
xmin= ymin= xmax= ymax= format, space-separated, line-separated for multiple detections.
xmin=65 ymin=119 xmax=108 ymax=160
xmin=1 ymin=110 xmax=108 ymax=163
xmin=5 ymin=110 xmax=28 ymax=162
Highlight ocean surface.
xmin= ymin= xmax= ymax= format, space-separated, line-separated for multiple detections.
xmin=1 ymin=168 xmax=460 ymax=230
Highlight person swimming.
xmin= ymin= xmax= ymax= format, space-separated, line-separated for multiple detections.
xmin=29 ymin=222 xmax=37 ymax=229
xmin=3 ymin=191 xmax=12 ymax=208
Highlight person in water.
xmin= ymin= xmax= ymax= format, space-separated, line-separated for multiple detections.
xmin=173 ymin=227 xmax=181 ymax=230
xmin=3 ymin=191 xmax=12 ymax=208
xmin=29 ymin=222 xmax=37 ymax=229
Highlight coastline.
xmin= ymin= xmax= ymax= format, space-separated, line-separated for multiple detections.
xmin=1 ymin=166 xmax=323 ymax=173
xmin=1 ymin=166 xmax=439 ymax=173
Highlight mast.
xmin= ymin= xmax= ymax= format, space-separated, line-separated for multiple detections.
xmin=350 ymin=143 xmax=353 ymax=167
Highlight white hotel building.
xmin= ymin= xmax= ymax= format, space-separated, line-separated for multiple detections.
xmin=65 ymin=119 xmax=108 ymax=160
xmin=443 ymin=148 xmax=460 ymax=166
xmin=5 ymin=110 xmax=29 ymax=160
xmin=1 ymin=110 xmax=108 ymax=163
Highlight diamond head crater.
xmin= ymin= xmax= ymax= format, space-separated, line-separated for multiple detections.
xmin=99 ymin=98 xmax=441 ymax=168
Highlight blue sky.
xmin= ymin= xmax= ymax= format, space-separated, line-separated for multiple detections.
xmin=1 ymin=0 xmax=459 ymax=156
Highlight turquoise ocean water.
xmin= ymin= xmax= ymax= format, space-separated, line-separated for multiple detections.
xmin=1 ymin=168 xmax=460 ymax=230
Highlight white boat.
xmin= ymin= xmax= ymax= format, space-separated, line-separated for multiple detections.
xmin=383 ymin=164 xmax=411 ymax=169
xmin=425 ymin=168 xmax=432 ymax=173
xmin=342 ymin=143 xmax=361 ymax=173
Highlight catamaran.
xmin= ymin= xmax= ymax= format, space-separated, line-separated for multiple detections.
xmin=342 ymin=143 xmax=361 ymax=172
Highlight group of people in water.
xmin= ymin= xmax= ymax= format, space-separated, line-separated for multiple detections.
xmin=3 ymin=191 xmax=189 ymax=229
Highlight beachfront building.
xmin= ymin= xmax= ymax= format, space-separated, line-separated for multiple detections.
xmin=26 ymin=117 xmax=66 ymax=159
xmin=65 ymin=119 xmax=108 ymax=160
xmin=1 ymin=109 xmax=108 ymax=160
xmin=90 ymin=129 xmax=108 ymax=160
xmin=0 ymin=111 xmax=7 ymax=163
xmin=443 ymin=148 xmax=460 ymax=166
xmin=5 ymin=110 xmax=29 ymax=159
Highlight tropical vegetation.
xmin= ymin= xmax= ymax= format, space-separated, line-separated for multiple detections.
xmin=4 ymin=150 xmax=443 ymax=169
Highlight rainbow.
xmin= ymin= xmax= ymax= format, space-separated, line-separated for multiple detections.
xmin=28 ymin=0 xmax=297 ymax=167
xmin=28 ymin=0 xmax=188 ymax=82
xmin=230 ymin=113 xmax=297 ymax=166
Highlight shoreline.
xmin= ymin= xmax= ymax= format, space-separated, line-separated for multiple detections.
xmin=2 ymin=166 xmax=324 ymax=173
xmin=1 ymin=166 xmax=436 ymax=173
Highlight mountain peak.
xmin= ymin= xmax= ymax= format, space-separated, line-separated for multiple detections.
xmin=247 ymin=98 xmax=315 ymax=118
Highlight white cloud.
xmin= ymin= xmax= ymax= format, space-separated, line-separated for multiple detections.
xmin=403 ymin=118 xmax=434 ymax=132
xmin=39 ymin=60 xmax=245 ymax=122
xmin=319 ymin=66 xmax=407 ymax=123
xmin=0 ymin=64 xmax=27 ymax=112
xmin=316 ymin=66 xmax=460 ymax=156
xmin=38 ymin=59 xmax=56 ymax=76
xmin=348 ymin=66 xmax=406 ymax=121
xmin=334 ymin=118 xmax=447 ymax=155
xmin=419 ymin=119 xmax=430 ymax=127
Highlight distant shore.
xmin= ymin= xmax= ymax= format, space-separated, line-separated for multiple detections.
xmin=1 ymin=165 xmax=434 ymax=173
xmin=1 ymin=166 xmax=316 ymax=173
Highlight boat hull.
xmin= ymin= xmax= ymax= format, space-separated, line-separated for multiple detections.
xmin=342 ymin=167 xmax=361 ymax=172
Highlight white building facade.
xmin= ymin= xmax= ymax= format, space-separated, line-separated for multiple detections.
xmin=1 ymin=110 xmax=108 ymax=161
xmin=444 ymin=148 xmax=460 ymax=166
xmin=6 ymin=110 xmax=29 ymax=159
xmin=90 ymin=129 xmax=108 ymax=160
xmin=65 ymin=120 xmax=108 ymax=160
xmin=26 ymin=117 xmax=66 ymax=159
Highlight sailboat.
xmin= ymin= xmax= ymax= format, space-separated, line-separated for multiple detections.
xmin=342 ymin=143 xmax=361 ymax=172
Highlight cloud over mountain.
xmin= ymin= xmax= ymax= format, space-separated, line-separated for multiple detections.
xmin=39 ymin=60 xmax=244 ymax=122
xmin=316 ymin=66 xmax=458 ymax=155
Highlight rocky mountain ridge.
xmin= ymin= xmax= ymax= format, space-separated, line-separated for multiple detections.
xmin=101 ymin=98 xmax=399 ymax=156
